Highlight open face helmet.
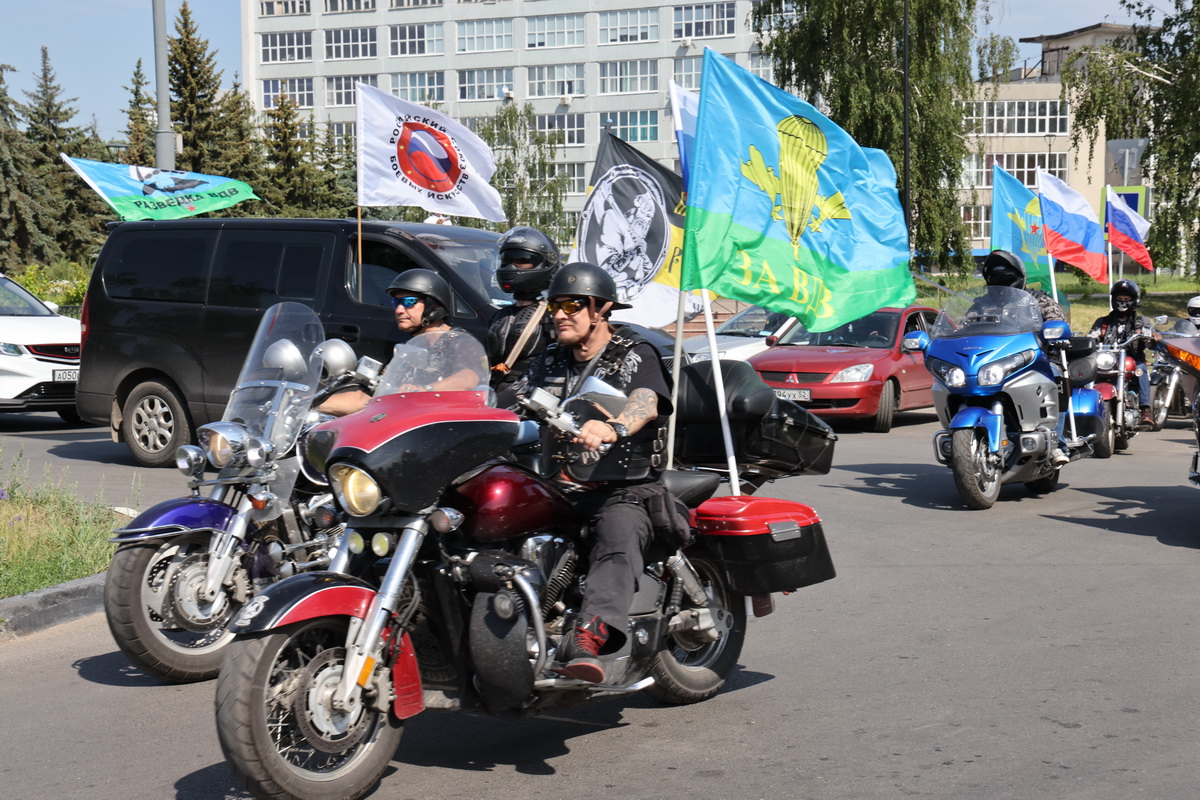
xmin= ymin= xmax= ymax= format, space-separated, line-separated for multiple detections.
xmin=546 ymin=262 xmax=631 ymax=310
xmin=387 ymin=268 xmax=453 ymax=326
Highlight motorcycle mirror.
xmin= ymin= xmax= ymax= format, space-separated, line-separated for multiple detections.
xmin=317 ymin=339 xmax=358 ymax=381
xmin=262 ymin=339 xmax=310 ymax=382
xmin=1155 ymin=315 xmax=1169 ymax=326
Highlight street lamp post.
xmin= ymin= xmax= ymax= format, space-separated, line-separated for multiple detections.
xmin=1044 ymin=133 xmax=1057 ymax=174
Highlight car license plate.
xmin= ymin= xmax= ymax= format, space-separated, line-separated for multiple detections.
xmin=54 ymin=369 xmax=79 ymax=382
xmin=773 ymin=388 xmax=810 ymax=402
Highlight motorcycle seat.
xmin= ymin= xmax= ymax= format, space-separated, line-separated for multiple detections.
xmin=661 ymin=469 xmax=723 ymax=507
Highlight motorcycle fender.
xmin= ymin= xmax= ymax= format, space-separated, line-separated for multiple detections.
xmin=1069 ymin=386 xmax=1103 ymax=418
xmin=1093 ymin=382 xmax=1117 ymax=402
xmin=109 ymin=497 xmax=237 ymax=544
xmin=392 ymin=631 xmax=424 ymax=720
xmin=230 ymin=572 xmax=376 ymax=634
xmin=948 ymin=407 xmax=1004 ymax=453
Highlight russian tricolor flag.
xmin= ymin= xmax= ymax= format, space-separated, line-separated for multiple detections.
xmin=1036 ymin=169 xmax=1108 ymax=283
xmin=1105 ymin=186 xmax=1154 ymax=271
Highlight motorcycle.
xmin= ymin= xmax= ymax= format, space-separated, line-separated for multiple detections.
xmin=905 ymin=285 xmax=1106 ymax=509
xmin=1092 ymin=331 xmax=1148 ymax=453
xmin=103 ymin=302 xmax=381 ymax=683
xmin=1155 ymin=333 xmax=1200 ymax=483
xmin=214 ymin=344 xmax=838 ymax=800
xmin=1150 ymin=317 xmax=1200 ymax=430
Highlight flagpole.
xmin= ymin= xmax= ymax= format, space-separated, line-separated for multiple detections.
xmin=357 ymin=206 xmax=363 ymax=270
xmin=700 ymin=293 xmax=742 ymax=496
xmin=666 ymin=289 xmax=687 ymax=470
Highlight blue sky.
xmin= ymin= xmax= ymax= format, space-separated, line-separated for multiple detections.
xmin=0 ymin=0 xmax=1137 ymax=143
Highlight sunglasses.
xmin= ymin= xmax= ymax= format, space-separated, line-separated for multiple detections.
xmin=547 ymin=298 xmax=588 ymax=315
xmin=391 ymin=295 xmax=422 ymax=309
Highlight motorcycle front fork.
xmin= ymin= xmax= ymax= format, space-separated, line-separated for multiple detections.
xmin=200 ymin=492 xmax=256 ymax=615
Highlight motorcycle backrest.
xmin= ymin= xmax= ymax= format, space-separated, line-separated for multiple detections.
xmin=675 ymin=360 xmax=776 ymax=423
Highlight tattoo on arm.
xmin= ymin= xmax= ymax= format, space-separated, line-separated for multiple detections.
xmin=614 ymin=388 xmax=659 ymax=435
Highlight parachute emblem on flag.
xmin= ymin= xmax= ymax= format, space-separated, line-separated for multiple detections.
xmin=576 ymin=163 xmax=671 ymax=303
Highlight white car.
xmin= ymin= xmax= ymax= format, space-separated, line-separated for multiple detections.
xmin=682 ymin=304 xmax=798 ymax=362
xmin=0 ymin=276 xmax=82 ymax=422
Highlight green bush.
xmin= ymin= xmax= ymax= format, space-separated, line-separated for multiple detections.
xmin=9 ymin=260 xmax=91 ymax=306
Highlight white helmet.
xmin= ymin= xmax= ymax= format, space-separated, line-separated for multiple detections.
xmin=1188 ymin=296 xmax=1200 ymax=326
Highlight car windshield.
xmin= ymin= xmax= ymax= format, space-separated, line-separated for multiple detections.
xmin=777 ymin=311 xmax=899 ymax=348
xmin=414 ymin=231 xmax=509 ymax=307
xmin=0 ymin=278 xmax=55 ymax=317
xmin=716 ymin=305 xmax=792 ymax=338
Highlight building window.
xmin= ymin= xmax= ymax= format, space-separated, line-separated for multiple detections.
xmin=537 ymin=113 xmax=585 ymax=145
xmin=326 ymin=75 xmax=377 ymax=107
xmin=600 ymin=60 xmax=658 ymax=94
xmin=528 ymin=64 xmax=584 ymax=98
xmin=325 ymin=0 xmax=375 ymax=11
xmin=459 ymin=67 xmax=514 ymax=101
xmin=261 ymin=0 xmax=310 ymax=15
xmin=329 ymin=121 xmax=356 ymax=148
xmin=599 ymin=9 xmax=658 ymax=44
xmin=393 ymin=71 xmax=445 ymax=102
xmin=541 ymin=162 xmax=587 ymax=194
xmin=390 ymin=23 xmax=444 ymax=55
xmin=750 ymin=51 xmax=773 ymax=82
xmin=325 ymin=27 xmax=377 ymax=59
xmin=261 ymin=31 xmax=313 ymax=63
xmin=963 ymin=99 xmax=1070 ymax=136
xmin=458 ymin=19 xmax=513 ymax=53
xmin=961 ymin=204 xmax=991 ymax=240
xmin=674 ymin=3 xmax=736 ymax=39
xmin=263 ymin=77 xmax=315 ymax=108
xmin=964 ymin=152 xmax=1067 ymax=188
xmin=390 ymin=0 xmax=440 ymax=7
xmin=528 ymin=14 xmax=585 ymax=48
xmin=610 ymin=110 xmax=658 ymax=142
xmin=674 ymin=55 xmax=702 ymax=89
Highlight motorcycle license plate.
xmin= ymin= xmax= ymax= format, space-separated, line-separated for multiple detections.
xmin=773 ymin=388 xmax=811 ymax=402
xmin=53 ymin=369 xmax=79 ymax=382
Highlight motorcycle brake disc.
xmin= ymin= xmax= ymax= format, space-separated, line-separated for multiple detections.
xmin=293 ymin=648 xmax=373 ymax=753
xmin=164 ymin=553 xmax=239 ymax=634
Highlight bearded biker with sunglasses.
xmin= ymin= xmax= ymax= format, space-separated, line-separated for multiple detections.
xmin=512 ymin=261 xmax=678 ymax=684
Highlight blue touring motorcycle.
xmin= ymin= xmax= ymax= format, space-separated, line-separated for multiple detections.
xmin=905 ymin=286 xmax=1106 ymax=509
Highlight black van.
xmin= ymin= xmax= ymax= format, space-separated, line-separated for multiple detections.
xmin=77 ymin=218 xmax=505 ymax=466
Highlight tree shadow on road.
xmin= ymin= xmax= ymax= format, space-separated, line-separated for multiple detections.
xmin=1040 ymin=483 xmax=1200 ymax=549
xmin=823 ymin=461 xmax=964 ymax=510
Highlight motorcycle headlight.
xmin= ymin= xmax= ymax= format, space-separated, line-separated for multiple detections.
xmin=329 ymin=463 xmax=382 ymax=517
xmin=205 ymin=429 xmax=239 ymax=468
xmin=927 ymin=357 xmax=966 ymax=388
xmin=830 ymin=363 xmax=873 ymax=383
xmin=978 ymin=349 xmax=1036 ymax=387
xmin=1096 ymin=351 xmax=1118 ymax=371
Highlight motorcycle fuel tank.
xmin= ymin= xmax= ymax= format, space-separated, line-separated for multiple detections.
xmin=448 ymin=463 xmax=578 ymax=542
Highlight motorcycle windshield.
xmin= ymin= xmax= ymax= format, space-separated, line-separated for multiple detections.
xmin=374 ymin=329 xmax=492 ymax=402
xmin=223 ymin=302 xmax=326 ymax=453
xmin=931 ymin=286 xmax=1043 ymax=340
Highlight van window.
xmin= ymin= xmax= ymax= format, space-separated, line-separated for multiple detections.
xmin=105 ymin=231 xmax=213 ymax=302
xmin=208 ymin=231 xmax=333 ymax=308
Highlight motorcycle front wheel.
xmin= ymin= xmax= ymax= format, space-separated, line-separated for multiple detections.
xmin=216 ymin=618 xmax=403 ymax=800
xmin=647 ymin=557 xmax=747 ymax=705
xmin=1151 ymin=383 xmax=1170 ymax=430
xmin=104 ymin=533 xmax=241 ymax=683
xmin=1092 ymin=403 xmax=1115 ymax=459
xmin=950 ymin=428 xmax=1001 ymax=509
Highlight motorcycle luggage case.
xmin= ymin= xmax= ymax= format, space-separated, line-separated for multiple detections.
xmin=673 ymin=361 xmax=837 ymax=478
xmin=694 ymin=495 xmax=835 ymax=594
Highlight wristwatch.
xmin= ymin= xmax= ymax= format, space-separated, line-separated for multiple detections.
xmin=608 ymin=421 xmax=629 ymax=439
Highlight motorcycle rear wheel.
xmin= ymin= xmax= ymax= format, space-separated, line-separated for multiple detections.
xmin=215 ymin=618 xmax=403 ymax=800
xmin=103 ymin=533 xmax=240 ymax=683
xmin=950 ymin=428 xmax=1001 ymax=510
xmin=646 ymin=557 xmax=747 ymax=705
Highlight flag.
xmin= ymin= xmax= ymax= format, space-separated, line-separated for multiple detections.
xmin=60 ymin=154 xmax=258 ymax=221
xmin=355 ymin=83 xmax=505 ymax=222
xmin=681 ymin=50 xmax=913 ymax=333
xmin=990 ymin=165 xmax=1069 ymax=311
xmin=669 ymin=81 xmax=699 ymax=188
xmin=1036 ymin=168 xmax=1107 ymax=283
xmin=1105 ymin=186 xmax=1153 ymax=271
xmin=573 ymin=131 xmax=699 ymax=328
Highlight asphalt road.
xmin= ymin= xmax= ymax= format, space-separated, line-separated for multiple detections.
xmin=1 ymin=410 xmax=1199 ymax=799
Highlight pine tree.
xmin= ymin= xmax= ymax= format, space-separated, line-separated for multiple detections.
xmin=473 ymin=102 xmax=568 ymax=240
xmin=261 ymin=93 xmax=322 ymax=215
xmin=314 ymin=119 xmax=356 ymax=217
xmin=168 ymin=1 xmax=223 ymax=175
xmin=209 ymin=76 xmax=267 ymax=216
xmin=0 ymin=65 xmax=60 ymax=271
xmin=123 ymin=59 xmax=155 ymax=167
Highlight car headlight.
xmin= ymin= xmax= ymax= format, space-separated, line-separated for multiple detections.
xmin=1095 ymin=351 xmax=1118 ymax=371
xmin=689 ymin=351 xmax=712 ymax=362
xmin=0 ymin=342 xmax=25 ymax=357
xmin=978 ymin=349 xmax=1036 ymax=387
xmin=830 ymin=363 xmax=873 ymax=383
xmin=329 ymin=463 xmax=382 ymax=517
xmin=927 ymin=357 xmax=966 ymax=388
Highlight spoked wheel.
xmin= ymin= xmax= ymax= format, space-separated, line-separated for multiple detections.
xmin=646 ymin=557 xmax=747 ymax=705
xmin=950 ymin=428 xmax=1002 ymax=509
xmin=216 ymin=618 xmax=403 ymax=800
xmin=104 ymin=533 xmax=243 ymax=682
xmin=1151 ymin=384 xmax=1170 ymax=430
xmin=1092 ymin=403 xmax=1115 ymax=459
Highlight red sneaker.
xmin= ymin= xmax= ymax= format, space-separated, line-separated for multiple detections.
xmin=553 ymin=616 xmax=608 ymax=683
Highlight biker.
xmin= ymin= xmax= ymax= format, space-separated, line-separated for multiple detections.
xmin=486 ymin=226 xmax=560 ymax=408
xmin=514 ymin=262 xmax=677 ymax=684
xmin=1089 ymin=279 xmax=1153 ymax=428
xmin=319 ymin=268 xmax=486 ymax=416
xmin=1184 ymin=295 xmax=1200 ymax=334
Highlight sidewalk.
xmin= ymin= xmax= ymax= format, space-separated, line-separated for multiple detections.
xmin=0 ymin=572 xmax=105 ymax=640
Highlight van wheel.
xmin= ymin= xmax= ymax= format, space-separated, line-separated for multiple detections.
xmin=122 ymin=380 xmax=192 ymax=467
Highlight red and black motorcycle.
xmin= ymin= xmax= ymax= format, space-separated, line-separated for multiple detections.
xmin=1091 ymin=331 xmax=1147 ymax=458
xmin=214 ymin=342 xmax=836 ymax=800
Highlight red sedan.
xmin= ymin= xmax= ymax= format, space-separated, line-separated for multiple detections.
xmin=749 ymin=305 xmax=938 ymax=432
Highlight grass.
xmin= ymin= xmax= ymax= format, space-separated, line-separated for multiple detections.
xmin=0 ymin=447 xmax=127 ymax=600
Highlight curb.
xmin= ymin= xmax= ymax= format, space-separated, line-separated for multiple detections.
xmin=0 ymin=573 xmax=106 ymax=640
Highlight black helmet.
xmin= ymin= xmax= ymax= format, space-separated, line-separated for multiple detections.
xmin=497 ymin=226 xmax=561 ymax=300
xmin=387 ymin=268 xmax=453 ymax=325
xmin=1111 ymin=279 xmax=1140 ymax=312
xmin=981 ymin=250 xmax=1026 ymax=290
xmin=547 ymin=262 xmax=631 ymax=310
